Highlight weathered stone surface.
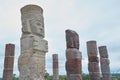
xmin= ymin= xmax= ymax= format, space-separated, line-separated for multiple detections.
xmin=66 ymin=48 xmax=82 ymax=60
xmin=100 ymin=59 xmax=110 ymax=72
xmin=4 ymin=56 xmax=14 ymax=68
xmin=88 ymin=56 xmax=99 ymax=63
xmin=66 ymin=58 xmax=82 ymax=74
xmin=21 ymin=5 xmax=44 ymax=38
xmin=65 ymin=29 xmax=82 ymax=80
xmin=18 ymin=4 xmax=48 ymax=80
xmin=99 ymin=46 xmax=111 ymax=80
xmin=65 ymin=29 xmax=79 ymax=49
xmin=3 ymin=69 xmax=14 ymax=80
xmin=88 ymin=62 xmax=100 ymax=72
xmin=87 ymin=41 xmax=98 ymax=57
xmin=87 ymin=41 xmax=100 ymax=80
xmin=53 ymin=54 xmax=59 ymax=80
xmin=99 ymin=46 xmax=108 ymax=58
xmin=3 ymin=44 xmax=15 ymax=80
xmin=21 ymin=36 xmax=48 ymax=52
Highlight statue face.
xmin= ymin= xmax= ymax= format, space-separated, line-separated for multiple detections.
xmin=30 ymin=18 xmax=44 ymax=37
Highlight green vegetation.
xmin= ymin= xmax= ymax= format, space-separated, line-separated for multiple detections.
xmin=0 ymin=73 xmax=119 ymax=80
xmin=13 ymin=74 xmax=19 ymax=80
xmin=111 ymin=73 xmax=120 ymax=80
xmin=0 ymin=74 xmax=19 ymax=80
xmin=82 ymin=73 xmax=89 ymax=80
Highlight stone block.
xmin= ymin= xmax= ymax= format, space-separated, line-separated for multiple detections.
xmin=3 ymin=69 xmax=13 ymax=80
xmin=88 ymin=62 xmax=100 ymax=72
xmin=65 ymin=29 xmax=79 ymax=49
xmin=33 ymin=38 xmax=48 ymax=52
xmin=88 ymin=56 xmax=99 ymax=63
xmin=99 ymin=46 xmax=108 ymax=58
xmin=66 ymin=48 xmax=82 ymax=60
xmin=87 ymin=41 xmax=98 ymax=56
xmin=4 ymin=56 xmax=14 ymax=69
xmin=66 ymin=59 xmax=82 ymax=74
xmin=5 ymin=44 xmax=15 ymax=56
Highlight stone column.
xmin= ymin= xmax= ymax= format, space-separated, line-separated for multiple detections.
xmin=65 ymin=29 xmax=82 ymax=80
xmin=18 ymin=4 xmax=48 ymax=80
xmin=98 ymin=46 xmax=111 ymax=80
xmin=2 ymin=44 xmax=15 ymax=80
xmin=53 ymin=54 xmax=59 ymax=80
xmin=87 ymin=41 xmax=100 ymax=80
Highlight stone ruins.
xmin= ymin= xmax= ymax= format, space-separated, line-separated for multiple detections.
xmin=3 ymin=44 xmax=15 ymax=80
xmin=99 ymin=46 xmax=111 ymax=80
xmin=87 ymin=41 xmax=100 ymax=80
xmin=18 ymin=5 xmax=48 ymax=80
xmin=65 ymin=29 xmax=82 ymax=80
xmin=1 ymin=4 xmax=113 ymax=80
xmin=53 ymin=54 xmax=59 ymax=80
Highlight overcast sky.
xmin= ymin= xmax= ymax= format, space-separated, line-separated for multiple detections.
xmin=0 ymin=0 xmax=120 ymax=77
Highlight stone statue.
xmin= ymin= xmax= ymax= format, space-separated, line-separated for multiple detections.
xmin=87 ymin=41 xmax=100 ymax=80
xmin=99 ymin=46 xmax=111 ymax=80
xmin=18 ymin=4 xmax=48 ymax=80
xmin=65 ymin=29 xmax=82 ymax=80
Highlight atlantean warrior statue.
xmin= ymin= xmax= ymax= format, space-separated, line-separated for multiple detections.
xmin=65 ymin=29 xmax=82 ymax=80
xmin=87 ymin=41 xmax=100 ymax=80
xmin=18 ymin=5 xmax=48 ymax=80
xmin=99 ymin=46 xmax=111 ymax=80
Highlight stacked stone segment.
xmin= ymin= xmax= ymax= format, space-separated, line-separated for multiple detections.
xmin=3 ymin=44 xmax=15 ymax=80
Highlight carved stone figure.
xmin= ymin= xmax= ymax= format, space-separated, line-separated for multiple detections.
xmin=99 ymin=46 xmax=111 ymax=80
xmin=87 ymin=41 xmax=100 ymax=80
xmin=18 ymin=4 xmax=48 ymax=80
xmin=65 ymin=29 xmax=82 ymax=80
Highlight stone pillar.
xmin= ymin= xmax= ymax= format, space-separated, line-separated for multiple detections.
xmin=87 ymin=41 xmax=100 ymax=80
xmin=53 ymin=54 xmax=59 ymax=80
xmin=2 ymin=44 xmax=15 ymax=80
xmin=98 ymin=46 xmax=111 ymax=80
xmin=18 ymin=4 xmax=48 ymax=80
xmin=65 ymin=29 xmax=82 ymax=80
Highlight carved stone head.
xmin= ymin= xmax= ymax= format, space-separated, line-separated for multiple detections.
xmin=65 ymin=29 xmax=79 ymax=49
xmin=21 ymin=4 xmax=44 ymax=38
xmin=99 ymin=46 xmax=108 ymax=58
